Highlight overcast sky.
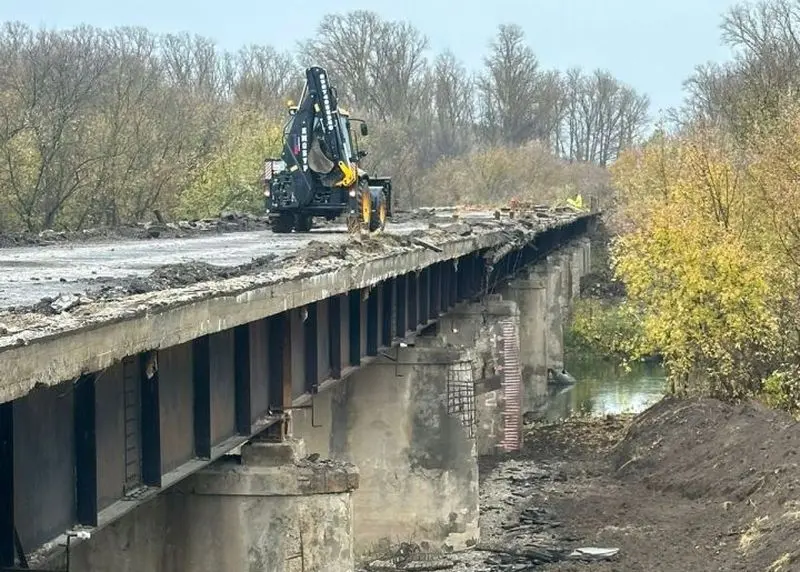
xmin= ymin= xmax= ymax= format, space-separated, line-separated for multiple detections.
xmin=4 ymin=0 xmax=743 ymax=116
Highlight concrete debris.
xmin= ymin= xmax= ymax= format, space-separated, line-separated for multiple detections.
xmin=364 ymin=543 xmax=455 ymax=571
xmin=49 ymin=293 xmax=81 ymax=313
xmin=568 ymin=547 xmax=620 ymax=560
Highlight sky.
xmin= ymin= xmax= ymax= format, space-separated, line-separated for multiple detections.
xmin=3 ymin=0 xmax=743 ymax=117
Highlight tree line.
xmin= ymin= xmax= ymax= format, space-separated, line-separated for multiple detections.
xmin=0 ymin=13 xmax=649 ymax=232
xmin=607 ymin=0 xmax=800 ymax=413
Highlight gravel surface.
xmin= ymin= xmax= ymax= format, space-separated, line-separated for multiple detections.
xmin=0 ymin=221 xmax=427 ymax=309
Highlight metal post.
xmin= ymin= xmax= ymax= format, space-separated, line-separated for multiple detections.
xmin=140 ymin=351 xmax=161 ymax=487
xmin=381 ymin=278 xmax=393 ymax=347
xmin=0 ymin=401 xmax=13 ymax=567
xmin=303 ymin=303 xmax=319 ymax=393
xmin=396 ymin=274 xmax=407 ymax=338
xmin=192 ymin=336 xmax=211 ymax=459
xmin=234 ymin=324 xmax=252 ymax=435
xmin=366 ymin=288 xmax=378 ymax=356
xmin=328 ymin=296 xmax=342 ymax=379
xmin=267 ymin=313 xmax=287 ymax=413
xmin=348 ymin=290 xmax=361 ymax=366
xmin=74 ymin=373 xmax=97 ymax=526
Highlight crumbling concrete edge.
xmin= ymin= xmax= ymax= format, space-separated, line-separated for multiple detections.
xmin=0 ymin=213 xmax=594 ymax=403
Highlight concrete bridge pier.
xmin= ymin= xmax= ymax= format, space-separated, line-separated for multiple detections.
xmin=436 ymin=298 xmax=524 ymax=455
xmin=503 ymin=272 xmax=548 ymax=416
xmin=70 ymin=439 xmax=359 ymax=572
xmin=290 ymin=344 xmax=480 ymax=561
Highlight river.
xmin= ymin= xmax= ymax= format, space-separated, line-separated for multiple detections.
xmin=538 ymin=353 xmax=667 ymax=421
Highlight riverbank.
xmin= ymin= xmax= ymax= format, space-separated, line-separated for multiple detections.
xmin=378 ymin=395 xmax=800 ymax=572
xmin=474 ymin=396 xmax=800 ymax=571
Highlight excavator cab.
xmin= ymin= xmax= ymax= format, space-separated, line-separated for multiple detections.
xmin=262 ymin=66 xmax=392 ymax=234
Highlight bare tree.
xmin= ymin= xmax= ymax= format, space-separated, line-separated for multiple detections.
xmin=478 ymin=24 xmax=543 ymax=145
xmin=431 ymin=51 xmax=476 ymax=158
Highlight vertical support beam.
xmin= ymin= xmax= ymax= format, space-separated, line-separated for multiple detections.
xmin=140 ymin=351 xmax=161 ymax=487
xmin=449 ymin=261 xmax=458 ymax=308
xmin=396 ymin=274 xmax=407 ymax=338
xmin=349 ymin=290 xmax=361 ymax=366
xmin=328 ymin=296 xmax=342 ymax=379
xmin=420 ymin=268 xmax=430 ymax=323
xmin=267 ymin=313 xmax=287 ymax=412
xmin=440 ymin=261 xmax=449 ymax=311
xmin=234 ymin=324 xmax=252 ymax=435
xmin=456 ymin=257 xmax=466 ymax=302
xmin=304 ymin=303 xmax=319 ymax=393
xmin=193 ymin=336 xmax=211 ymax=459
xmin=74 ymin=373 xmax=97 ymax=526
xmin=381 ymin=278 xmax=393 ymax=347
xmin=473 ymin=254 xmax=484 ymax=297
xmin=431 ymin=263 xmax=442 ymax=318
xmin=409 ymin=272 xmax=418 ymax=329
xmin=0 ymin=401 xmax=13 ymax=567
xmin=366 ymin=287 xmax=378 ymax=356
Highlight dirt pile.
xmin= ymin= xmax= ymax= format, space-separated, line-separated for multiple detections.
xmin=610 ymin=396 xmax=800 ymax=571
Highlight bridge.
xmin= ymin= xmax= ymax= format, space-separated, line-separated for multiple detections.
xmin=0 ymin=206 xmax=597 ymax=571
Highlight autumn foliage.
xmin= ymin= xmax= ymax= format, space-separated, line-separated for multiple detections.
xmin=607 ymin=103 xmax=800 ymax=408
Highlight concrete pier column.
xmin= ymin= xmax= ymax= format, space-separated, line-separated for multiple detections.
xmin=569 ymin=243 xmax=583 ymax=300
xmin=583 ymin=237 xmax=592 ymax=275
xmin=545 ymin=254 xmax=565 ymax=375
xmin=71 ymin=439 xmax=359 ymax=572
xmin=436 ymin=298 xmax=524 ymax=455
xmin=556 ymin=250 xmax=573 ymax=311
xmin=178 ymin=440 xmax=359 ymax=572
xmin=503 ymin=272 xmax=548 ymax=416
xmin=291 ymin=345 xmax=480 ymax=560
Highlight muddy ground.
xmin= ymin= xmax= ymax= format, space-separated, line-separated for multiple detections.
xmin=368 ymin=396 xmax=800 ymax=571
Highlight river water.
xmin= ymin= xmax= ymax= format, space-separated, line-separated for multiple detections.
xmin=538 ymin=354 xmax=667 ymax=422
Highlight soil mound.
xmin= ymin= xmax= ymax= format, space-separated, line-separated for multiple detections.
xmin=612 ymin=396 xmax=800 ymax=570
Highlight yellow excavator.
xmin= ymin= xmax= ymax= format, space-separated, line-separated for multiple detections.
xmin=261 ymin=66 xmax=392 ymax=234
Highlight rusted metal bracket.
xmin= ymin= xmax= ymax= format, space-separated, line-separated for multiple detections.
xmin=283 ymin=401 xmax=322 ymax=428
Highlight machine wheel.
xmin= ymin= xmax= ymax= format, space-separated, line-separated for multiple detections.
xmin=270 ymin=214 xmax=294 ymax=233
xmin=295 ymin=214 xmax=313 ymax=232
xmin=347 ymin=185 xmax=371 ymax=235
xmin=369 ymin=190 xmax=388 ymax=232
xmin=361 ymin=187 xmax=372 ymax=226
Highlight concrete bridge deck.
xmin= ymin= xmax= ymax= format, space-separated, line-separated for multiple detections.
xmin=0 ymin=206 xmax=597 ymax=571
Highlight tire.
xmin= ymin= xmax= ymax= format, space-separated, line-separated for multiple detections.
xmin=270 ymin=214 xmax=294 ymax=233
xmin=295 ymin=214 xmax=313 ymax=232
xmin=368 ymin=190 xmax=387 ymax=232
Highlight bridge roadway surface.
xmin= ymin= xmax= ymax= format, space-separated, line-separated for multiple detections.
xmin=0 ymin=220 xmax=432 ymax=308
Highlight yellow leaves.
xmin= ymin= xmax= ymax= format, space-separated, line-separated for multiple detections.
xmin=610 ymin=120 xmax=789 ymax=397
xmin=177 ymin=106 xmax=283 ymax=219
xmin=568 ymin=298 xmax=653 ymax=366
